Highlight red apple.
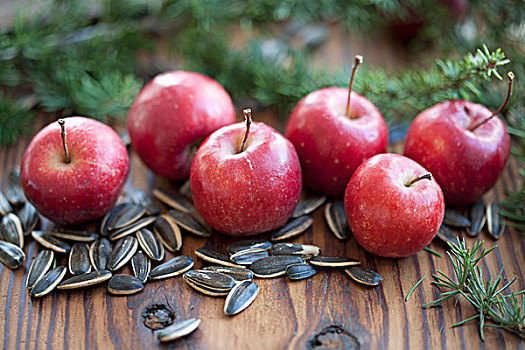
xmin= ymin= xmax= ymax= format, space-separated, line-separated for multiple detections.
xmin=127 ymin=70 xmax=235 ymax=181
xmin=285 ymin=88 xmax=388 ymax=196
xmin=20 ymin=117 xmax=129 ymax=225
xmin=404 ymin=100 xmax=511 ymax=206
xmin=344 ymin=154 xmax=445 ymax=258
xmin=190 ymin=110 xmax=302 ymax=235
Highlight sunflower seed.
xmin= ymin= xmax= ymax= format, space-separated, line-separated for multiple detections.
xmin=0 ymin=240 xmax=25 ymax=269
xmin=26 ymin=250 xmax=54 ymax=290
xmin=108 ymin=204 xmax=146 ymax=231
xmin=345 ymin=266 xmax=383 ymax=286
xmin=57 ymin=270 xmax=112 ymax=289
xmin=444 ymin=208 xmax=470 ymax=228
xmin=468 ymin=199 xmax=486 ymax=237
xmin=5 ymin=185 xmax=25 ymax=206
xmin=100 ymin=203 xmax=129 ymax=236
xmin=184 ymin=270 xmax=236 ymax=291
xmin=271 ymin=243 xmax=321 ymax=257
xmin=153 ymin=215 xmax=182 ymax=252
xmin=153 ymin=187 xmax=193 ymax=214
xmin=487 ymin=202 xmax=505 ymax=240
xmin=137 ymin=228 xmax=165 ymax=261
xmin=155 ymin=318 xmax=201 ymax=342
xmin=229 ymin=249 xmax=269 ymax=266
xmin=30 ymin=266 xmax=67 ymax=297
xmin=183 ymin=277 xmax=231 ymax=296
xmin=31 ymin=231 xmax=71 ymax=253
xmin=224 ymin=280 xmax=259 ymax=316
xmin=195 ymin=248 xmax=244 ymax=268
xmin=9 ymin=168 xmax=20 ymax=186
xmin=109 ymin=216 xmax=156 ymax=241
xmin=179 ymin=179 xmax=193 ymax=201
xmin=149 ymin=255 xmax=194 ymax=280
xmin=69 ymin=243 xmax=92 ymax=275
xmin=271 ymin=215 xmax=313 ymax=241
xmin=292 ymin=195 xmax=326 ymax=218
xmin=202 ymin=266 xmax=254 ymax=282
xmin=107 ymin=236 xmax=138 ymax=271
xmin=166 ymin=210 xmax=210 ymax=237
xmin=50 ymin=229 xmax=98 ymax=242
xmin=436 ymin=224 xmax=458 ymax=246
xmin=108 ymin=274 xmax=144 ymax=295
xmin=250 ymin=255 xmax=304 ymax=278
xmin=286 ymin=263 xmax=317 ymax=280
xmin=131 ymin=250 xmax=150 ymax=283
xmin=0 ymin=192 xmax=13 ymax=216
xmin=90 ymin=238 xmax=112 ymax=270
xmin=324 ymin=201 xmax=350 ymax=240
xmin=226 ymin=240 xmax=272 ymax=255
xmin=127 ymin=188 xmax=161 ymax=216
xmin=17 ymin=202 xmax=39 ymax=236
xmin=0 ymin=213 xmax=23 ymax=248
xmin=309 ymin=256 xmax=360 ymax=267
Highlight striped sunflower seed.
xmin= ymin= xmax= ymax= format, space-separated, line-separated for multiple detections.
xmin=107 ymin=204 xmax=146 ymax=231
xmin=17 ymin=202 xmax=39 ymax=236
xmin=184 ymin=270 xmax=236 ymax=291
xmin=436 ymin=224 xmax=458 ymax=246
xmin=109 ymin=216 xmax=156 ymax=241
xmin=131 ymin=250 xmax=150 ymax=283
xmin=226 ymin=240 xmax=272 ymax=255
xmin=50 ymin=229 xmax=98 ymax=242
xmin=127 ymin=188 xmax=161 ymax=216
xmin=0 ymin=192 xmax=13 ymax=216
xmin=69 ymin=243 xmax=92 ymax=275
xmin=250 ymin=255 xmax=304 ymax=278
xmin=57 ymin=270 xmax=112 ymax=290
xmin=100 ymin=203 xmax=130 ymax=236
xmin=271 ymin=215 xmax=313 ymax=242
xmin=230 ymin=249 xmax=269 ymax=266
xmin=195 ymin=248 xmax=244 ymax=268
xmin=292 ymin=195 xmax=326 ymax=218
xmin=30 ymin=266 xmax=67 ymax=297
xmin=107 ymin=236 xmax=138 ymax=271
xmin=153 ymin=215 xmax=182 ymax=253
xmin=153 ymin=187 xmax=193 ymax=214
xmin=183 ymin=272 xmax=235 ymax=296
xmin=224 ymin=280 xmax=259 ymax=316
xmin=487 ymin=202 xmax=505 ymax=240
xmin=26 ymin=250 xmax=54 ymax=290
xmin=166 ymin=210 xmax=210 ymax=237
xmin=309 ymin=256 xmax=360 ymax=267
xmin=444 ymin=208 xmax=470 ymax=228
xmin=5 ymin=184 xmax=25 ymax=206
xmin=0 ymin=213 xmax=23 ymax=248
xmin=90 ymin=238 xmax=112 ymax=271
xmin=271 ymin=243 xmax=321 ymax=257
xmin=108 ymin=274 xmax=144 ymax=295
xmin=0 ymin=240 xmax=25 ymax=269
xmin=324 ymin=201 xmax=350 ymax=240
xmin=32 ymin=231 xmax=71 ymax=254
xmin=137 ymin=228 xmax=165 ymax=261
xmin=149 ymin=255 xmax=194 ymax=280
xmin=345 ymin=266 xmax=383 ymax=286
xmin=468 ymin=199 xmax=486 ymax=237
xmin=286 ymin=263 xmax=317 ymax=280
xmin=202 ymin=266 xmax=254 ymax=282
xmin=155 ymin=318 xmax=201 ymax=342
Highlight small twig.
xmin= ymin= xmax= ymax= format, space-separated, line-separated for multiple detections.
xmin=239 ymin=108 xmax=252 ymax=153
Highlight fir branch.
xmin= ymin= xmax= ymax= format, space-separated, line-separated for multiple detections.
xmin=0 ymin=94 xmax=34 ymax=146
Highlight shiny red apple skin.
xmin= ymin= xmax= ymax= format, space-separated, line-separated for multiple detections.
xmin=127 ymin=70 xmax=235 ymax=181
xmin=285 ymin=88 xmax=388 ymax=196
xmin=404 ymin=100 xmax=511 ymax=206
xmin=345 ymin=154 xmax=445 ymax=258
xmin=20 ymin=117 xmax=129 ymax=225
xmin=190 ymin=122 xmax=302 ymax=236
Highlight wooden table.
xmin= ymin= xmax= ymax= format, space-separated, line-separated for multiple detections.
xmin=0 ymin=110 xmax=523 ymax=350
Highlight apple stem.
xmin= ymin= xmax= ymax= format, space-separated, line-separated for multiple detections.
xmin=239 ymin=108 xmax=252 ymax=153
xmin=57 ymin=119 xmax=70 ymax=164
xmin=469 ymin=72 xmax=515 ymax=132
xmin=345 ymin=55 xmax=364 ymax=118
xmin=405 ymin=173 xmax=432 ymax=187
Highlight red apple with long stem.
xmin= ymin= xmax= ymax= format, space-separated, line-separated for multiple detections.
xmin=404 ymin=72 xmax=514 ymax=206
xmin=285 ymin=56 xmax=388 ymax=196
xmin=20 ymin=117 xmax=129 ymax=225
xmin=344 ymin=154 xmax=445 ymax=258
xmin=127 ymin=70 xmax=235 ymax=181
xmin=190 ymin=109 xmax=302 ymax=236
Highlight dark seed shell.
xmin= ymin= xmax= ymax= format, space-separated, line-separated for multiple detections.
xmin=271 ymin=243 xmax=321 ymax=257
xmin=50 ymin=229 xmax=98 ymax=242
xmin=109 ymin=216 xmax=156 ymax=241
xmin=31 ymin=231 xmax=71 ymax=253
xmin=108 ymin=274 xmax=144 ymax=295
xmin=149 ymin=255 xmax=194 ymax=280
xmin=128 ymin=188 xmax=161 ymax=216
xmin=0 ymin=213 xmax=23 ymax=248
xmin=487 ymin=202 xmax=505 ymax=240
xmin=153 ymin=215 xmax=182 ymax=253
xmin=90 ymin=238 xmax=112 ymax=271
xmin=309 ymin=256 xmax=360 ymax=267
xmin=230 ymin=249 xmax=269 ymax=266
xmin=69 ymin=243 xmax=92 ymax=275
xmin=17 ymin=202 xmax=39 ymax=236
xmin=436 ymin=224 xmax=459 ymax=246
xmin=107 ymin=204 xmax=146 ymax=231
xmin=137 ymin=228 xmax=165 ymax=261
xmin=0 ymin=192 xmax=13 ymax=216
xmin=100 ymin=203 xmax=129 ymax=236
xmin=153 ymin=187 xmax=194 ymax=214
xmin=226 ymin=240 xmax=272 ymax=255
xmin=292 ymin=195 xmax=326 ymax=218
xmin=179 ymin=179 xmax=193 ymax=202
xmin=250 ymin=256 xmax=304 ymax=278
xmin=324 ymin=201 xmax=350 ymax=240
xmin=5 ymin=184 xmax=25 ymax=206
xmin=444 ymin=208 xmax=470 ymax=228
xmin=224 ymin=280 xmax=259 ymax=316
xmin=345 ymin=266 xmax=383 ymax=286
xmin=166 ymin=210 xmax=210 ymax=237
xmin=202 ymin=266 xmax=254 ymax=282
xmin=26 ymin=250 xmax=54 ymax=290
xmin=184 ymin=270 xmax=236 ymax=290
xmin=468 ymin=199 xmax=486 ymax=237
xmin=107 ymin=236 xmax=138 ymax=271
xmin=0 ymin=240 xmax=25 ymax=269
xmin=286 ymin=263 xmax=317 ymax=280
xmin=57 ymin=270 xmax=112 ymax=290
xmin=131 ymin=250 xmax=150 ymax=283
xmin=155 ymin=318 xmax=201 ymax=342
xmin=271 ymin=215 xmax=313 ymax=242
xmin=195 ymin=248 xmax=244 ymax=268
xmin=183 ymin=278 xmax=231 ymax=297
xmin=30 ymin=266 xmax=67 ymax=297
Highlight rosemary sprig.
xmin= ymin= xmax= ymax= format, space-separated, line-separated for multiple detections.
xmin=425 ymin=238 xmax=525 ymax=340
